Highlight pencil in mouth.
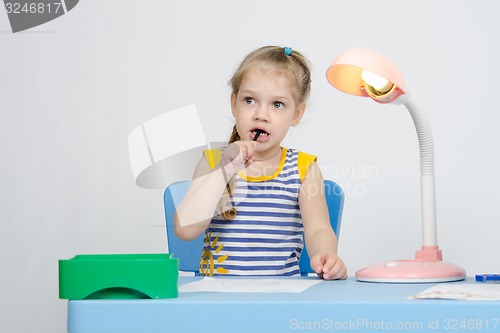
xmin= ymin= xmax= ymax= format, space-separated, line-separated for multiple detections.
xmin=252 ymin=129 xmax=268 ymax=141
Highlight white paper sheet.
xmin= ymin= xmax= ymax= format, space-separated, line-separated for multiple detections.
xmin=179 ymin=277 xmax=323 ymax=293
xmin=409 ymin=283 xmax=500 ymax=301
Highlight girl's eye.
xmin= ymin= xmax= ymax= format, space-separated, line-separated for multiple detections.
xmin=273 ymin=101 xmax=284 ymax=109
xmin=244 ymin=97 xmax=255 ymax=105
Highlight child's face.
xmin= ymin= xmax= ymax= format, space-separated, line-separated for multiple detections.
xmin=231 ymin=65 xmax=305 ymax=151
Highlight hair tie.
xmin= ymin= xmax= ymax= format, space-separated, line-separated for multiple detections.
xmin=284 ymin=47 xmax=293 ymax=56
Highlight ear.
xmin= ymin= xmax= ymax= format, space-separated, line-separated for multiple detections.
xmin=291 ymin=103 xmax=306 ymax=126
xmin=230 ymin=92 xmax=237 ymax=117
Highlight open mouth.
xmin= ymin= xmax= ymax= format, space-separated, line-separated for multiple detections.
xmin=252 ymin=129 xmax=269 ymax=141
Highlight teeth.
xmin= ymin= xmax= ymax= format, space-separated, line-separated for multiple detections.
xmin=253 ymin=130 xmax=268 ymax=136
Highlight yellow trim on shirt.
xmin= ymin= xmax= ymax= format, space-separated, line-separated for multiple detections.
xmin=202 ymin=147 xmax=317 ymax=183
xmin=237 ymin=148 xmax=287 ymax=182
xmin=203 ymin=148 xmax=222 ymax=170
xmin=297 ymin=151 xmax=318 ymax=183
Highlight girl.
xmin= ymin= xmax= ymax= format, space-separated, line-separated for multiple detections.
xmin=174 ymin=46 xmax=347 ymax=280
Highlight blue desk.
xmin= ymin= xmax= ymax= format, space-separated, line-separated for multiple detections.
xmin=67 ymin=277 xmax=500 ymax=333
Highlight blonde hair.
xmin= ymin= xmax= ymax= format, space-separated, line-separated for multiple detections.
xmin=217 ymin=46 xmax=312 ymax=220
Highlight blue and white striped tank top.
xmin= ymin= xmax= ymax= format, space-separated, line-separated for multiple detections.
xmin=199 ymin=147 xmax=317 ymax=276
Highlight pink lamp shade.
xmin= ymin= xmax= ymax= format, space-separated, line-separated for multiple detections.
xmin=326 ymin=48 xmax=407 ymax=104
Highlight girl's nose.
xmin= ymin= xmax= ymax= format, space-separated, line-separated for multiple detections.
xmin=253 ymin=105 xmax=270 ymax=121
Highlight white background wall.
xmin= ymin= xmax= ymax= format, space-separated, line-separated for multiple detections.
xmin=1 ymin=1 xmax=499 ymax=332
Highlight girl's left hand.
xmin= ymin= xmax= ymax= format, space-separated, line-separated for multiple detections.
xmin=310 ymin=253 xmax=348 ymax=280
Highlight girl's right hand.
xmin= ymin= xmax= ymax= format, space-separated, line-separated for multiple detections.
xmin=221 ymin=141 xmax=258 ymax=176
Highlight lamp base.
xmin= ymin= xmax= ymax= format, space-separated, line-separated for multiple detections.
xmin=355 ymin=260 xmax=466 ymax=283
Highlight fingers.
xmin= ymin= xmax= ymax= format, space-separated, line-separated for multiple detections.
xmin=310 ymin=254 xmax=326 ymax=276
xmin=222 ymin=141 xmax=258 ymax=171
xmin=323 ymin=259 xmax=348 ymax=280
xmin=311 ymin=253 xmax=348 ymax=280
xmin=237 ymin=141 xmax=258 ymax=163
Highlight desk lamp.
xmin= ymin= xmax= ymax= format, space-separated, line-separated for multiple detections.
xmin=326 ymin=48 xmax=466 ymax=283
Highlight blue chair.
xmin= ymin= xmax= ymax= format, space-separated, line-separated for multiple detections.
xmin=164 ymin=179 xmax=344 ymax=276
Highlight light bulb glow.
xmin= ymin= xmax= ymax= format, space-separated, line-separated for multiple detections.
xmin=361 ymin=70 xmax=389 ymax=89
xmin=361 ymin=69 xmax=395 ymax=97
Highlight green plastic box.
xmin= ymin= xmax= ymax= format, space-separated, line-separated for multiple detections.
xmin=59 ymin=253 xmax=179 ymax=300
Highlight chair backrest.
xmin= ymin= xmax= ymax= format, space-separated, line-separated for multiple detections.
xmin=164 ymin=179 xmax=344 ymax=276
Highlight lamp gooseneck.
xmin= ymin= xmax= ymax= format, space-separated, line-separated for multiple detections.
xmin=401 ymin=94 xmax=438 ymax=250
xmin=403 ymin=94 xmax=435 ymax=177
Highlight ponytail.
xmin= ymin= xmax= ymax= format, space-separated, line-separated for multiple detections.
xmin=216 ymin=125 xmax=239 ymax=220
